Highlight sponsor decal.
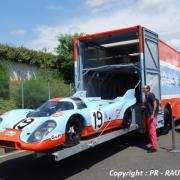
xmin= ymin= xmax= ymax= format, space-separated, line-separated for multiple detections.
xmin=104 ymin=112 xmax=108 ymax=119
xmin=115 ymin=109 xmax=120 ymax=118
xmin=80 ymin=91 xmax=84 ymax=97
xmin=5 ymin=131 xmax=16 ymax=136
xmin=161 ymin=71 xmax=180 ymax=86
xmin=51 ymin=134 xmax=62 ymax=141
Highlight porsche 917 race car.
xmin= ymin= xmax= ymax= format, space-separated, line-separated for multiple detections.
xmin=0 ymin=89 xmax=136 ymax=151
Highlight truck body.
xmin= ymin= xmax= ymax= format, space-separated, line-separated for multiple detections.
xmin=74 ymin=25 xmax=180 ymax=131
xmin=30 ymin=26 xmax=180 ymax=161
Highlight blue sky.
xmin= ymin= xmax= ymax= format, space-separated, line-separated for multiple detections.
xmin=0 ymin=0 xmax=180 ymax=52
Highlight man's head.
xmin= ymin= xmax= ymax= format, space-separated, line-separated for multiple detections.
xmin=143 ymin=85 xmax=150 ymax=94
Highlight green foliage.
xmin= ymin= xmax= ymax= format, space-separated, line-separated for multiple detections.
xmin=0 ymin=98 xmax=16 ymax=115
xmin=15 ymin=71 xmax=71 ymax=109
xmin=0 ymin=44 xmax=56 ymax=68
xmin=17 ymin=79 xmax=49 ymax=108
xmin=0 ymin=74 xmax=72 ymax=114
xmin=56 ymin=33 xmax=84 ymax=83
xmin=49 ymin=78 xmax=71 ymax=98
xmin=0 ymin=62 xmax=9 ymax=99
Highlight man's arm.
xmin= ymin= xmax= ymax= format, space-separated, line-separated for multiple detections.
xmin=150 ymin=93 xmax=157 ymax=117
xmin=152 ymin=100 xmax=157 ymax=117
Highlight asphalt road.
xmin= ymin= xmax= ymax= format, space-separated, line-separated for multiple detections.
xmin=0 ymin=122 xmax=180 ymax=180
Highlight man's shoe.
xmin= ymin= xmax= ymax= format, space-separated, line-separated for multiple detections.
xmin=146 ymin=146 xmax=152 ymax=150
xmin=147 ymin=148 xmax=157 ymax=153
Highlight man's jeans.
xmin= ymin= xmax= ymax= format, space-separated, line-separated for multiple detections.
xmin=148 ymin=116 xmax=158 ymax=150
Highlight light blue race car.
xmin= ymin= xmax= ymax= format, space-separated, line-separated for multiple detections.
xmin=0 ymin=89 xmax=136 ymax=151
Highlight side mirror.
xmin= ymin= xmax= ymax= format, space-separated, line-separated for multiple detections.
xmin=26 ymin=112 xmax=32 ymax=118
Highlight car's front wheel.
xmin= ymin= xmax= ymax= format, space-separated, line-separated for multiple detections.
xmin=64 ymin=117 xmax=82 ymax=147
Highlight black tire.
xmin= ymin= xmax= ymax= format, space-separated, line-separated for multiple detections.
xmin=123 ymin=109 xmax=132 ymax=128
xmin=161 ymin=108 xmax=171 ymax=135
xmin=64 ymin=117 xmax=82 ymax=147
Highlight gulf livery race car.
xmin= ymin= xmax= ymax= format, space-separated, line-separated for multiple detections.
xmin=0 ymin=89 xmax=136 ymax=151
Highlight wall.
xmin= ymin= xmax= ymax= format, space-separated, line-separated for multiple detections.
xmin=7 ymin=62 xmax=38 ymax=80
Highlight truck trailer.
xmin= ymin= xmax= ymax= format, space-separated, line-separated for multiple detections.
xmin=45 ymin=25 xmax=180 ymax=161
xmin=74 ymin=25 xmax=180 ymax=133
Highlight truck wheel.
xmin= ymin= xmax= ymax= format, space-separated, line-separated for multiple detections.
xmin=64 ymin=117 xmax=82 ymax=147
xmin=161 ymin=108 xmax=171 ymax=135
xmin=123 ymin=109 xmax=132 ymax=128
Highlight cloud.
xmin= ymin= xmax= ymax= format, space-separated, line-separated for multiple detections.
xmin=26 ymin=26 xmax=61 ymax=52
xmin=26 ymin=0 xmax=180 ymax=52
xmin=11 ymin=29 xmax=26 ymax=35
xmin=85 ymin=0 xmax=112 ymax=8
xmin=47 ymin=5 xmax=64 ymax=11
xmin=167 ymin=38 xmax=180 ymax=51
xmin=85 ymin=0 xmax=134 ymax=13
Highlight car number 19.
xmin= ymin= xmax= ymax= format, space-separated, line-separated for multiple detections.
xmin=91 ymin=110 xmax=104 ymax=130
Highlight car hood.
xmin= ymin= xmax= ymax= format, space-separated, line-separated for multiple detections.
xmin=0 ymin=109 xmax=34 ymax=131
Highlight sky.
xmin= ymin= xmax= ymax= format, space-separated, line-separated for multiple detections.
xmin=0 ymin=0 xmax=180 ymax=53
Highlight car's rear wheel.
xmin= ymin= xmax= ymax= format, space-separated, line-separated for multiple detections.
xmin=123 ymin=109 xmax=132 ymax=128
xmin=64 ymin=117 xmax=82 ymax=147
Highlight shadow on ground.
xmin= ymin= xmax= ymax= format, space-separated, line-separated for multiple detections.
xmin=0 ymin=131 xmax=151 ymax=180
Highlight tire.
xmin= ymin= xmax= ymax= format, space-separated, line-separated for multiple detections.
xmin=123 ymin=109 xmax=132 ymax=128
xmin=64 ymin=117 xmax=82 ymax=147
xmin=161 ymin=108 xmax=171 ymax=135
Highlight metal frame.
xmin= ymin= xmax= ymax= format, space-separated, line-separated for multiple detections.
xmin=143 ymin=27 xmax=164 ymax=128
xmin=143 ymin=28 xmax=161 ymax=99
xmin=36 ymin=124 xmax=138 ymax=161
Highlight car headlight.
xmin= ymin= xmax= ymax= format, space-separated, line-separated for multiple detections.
xmin=27 ymin=120 xmax=56 ymax=143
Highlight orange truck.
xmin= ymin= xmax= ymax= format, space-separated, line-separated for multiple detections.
xmin=37 ymin=25 xmax=180 ymax=161
xmin=74 ymin=25 xmax=180 ymax=133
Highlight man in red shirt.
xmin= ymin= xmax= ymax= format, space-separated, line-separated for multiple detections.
xmin=143 ymin=85 xmax=158 ymax=153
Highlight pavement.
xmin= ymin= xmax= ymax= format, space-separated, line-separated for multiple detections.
xmin=0 ymin=122 xmax=180 ymax=180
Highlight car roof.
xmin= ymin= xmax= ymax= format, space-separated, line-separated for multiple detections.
xmin=50 ymin=97 xmax=77 ymax=103
xmin=50 ymin=97 xmax=63 ymax=102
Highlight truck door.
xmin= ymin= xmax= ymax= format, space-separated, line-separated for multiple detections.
xmin=143 ymin=28 xmax=164 ymax=128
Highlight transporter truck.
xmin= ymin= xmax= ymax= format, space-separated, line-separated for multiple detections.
xmin=40 ymin=25 xmax=180 ymax=161
xmin=74 ymin=25 xmax=180 ymax=133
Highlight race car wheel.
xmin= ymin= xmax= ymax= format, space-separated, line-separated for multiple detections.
xmin=123 ymin=109 xmax=132 ymax=128
xmin=64 ymin=117 xmax=82 ymax=147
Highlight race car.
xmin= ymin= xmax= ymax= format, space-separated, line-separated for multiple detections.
xmin=0 ymin=89 xmax=136 ymax=151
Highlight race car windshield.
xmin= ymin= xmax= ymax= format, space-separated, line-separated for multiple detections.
xmin=71 ymin=97 xmax=87 ymax=109
xmin=27 ymin=101 xmax=74 ymax=117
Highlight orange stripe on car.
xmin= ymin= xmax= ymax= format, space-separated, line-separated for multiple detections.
xmin=0 ymin=129 xmax=66 ymax=151
xmin=82 ymin=119 xmax=123 ymax=137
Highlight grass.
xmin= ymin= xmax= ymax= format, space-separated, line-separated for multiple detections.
xmin=0 ymin=98 xmax=17 ymax=115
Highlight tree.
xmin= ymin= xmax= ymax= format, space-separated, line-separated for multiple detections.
xmin=56 ymin=33 xmax=84 ymax=83
xmin=0 ymin=61 xmax=9 ymax=99
xmin=0 ymin=43 xmax=56 ymax=68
